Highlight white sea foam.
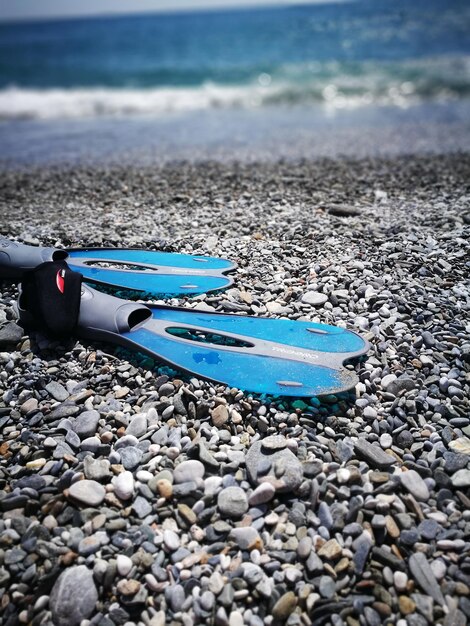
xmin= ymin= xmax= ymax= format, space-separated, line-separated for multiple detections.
xmin=1 ymin=56 xmax=468 ymax=121
xmin=0 ymin=83 xmax=280 ymax=120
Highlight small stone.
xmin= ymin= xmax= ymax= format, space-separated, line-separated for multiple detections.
xmin=381 ymin=374 xmax=397 ymax=390
xmin=112 ymin=471 xmax=134 ymax=500
xmin=84 ymin=457 xmax=110 ymax=481
xmin=354 ymin=439 xmax=395 ymax=469
xmin=326 ymin=203 xmax=361 ymax=217
xmin=394 ymin=571 xmax=408 ymax=591
xmin=72 ymin=410 xmax=100 ymax=439
xmin=451 ymin=469 xmax=470 ymax=488
xmin=399 ymin=470 xmax=430 ymax=501
xmin=318 ymin=539 xmax=342 ymax=560
xmin=119 ymin=446 xmax=143 ymax=470
xmin=248 ymin=483 xmax=275 ymax=505
xmin=0 ymin=322 xmax=23 ymax=347
xmin=117 ymin=555 xmax=133 ymax=577
xmin=177 ymin=503 xmax=197 ymax=525
xmin=297 ymin=536 xmax=313 ymax=559
xmin=218 ymin=486 xmax=248 ymax=518
xmin=169 ymin=584 xmax=185 ymax=612
xmin=211 ymin=404 xmax=229 ymax=427
xmin=117 ymin=578 xmax=141 ymax=596
xmin=126 ymin=414 xmax=147 ymax=438
xmin=163 ymin=529 xmax=180 ymax=551
xmin=272 ymin=591 xmax=297 ymax=620
xmin=261 ymin=435 xmax=288 ymax=451
xmin=409 ymin=552 xmax=446 ymax=607
xmin=50 ymin=565 xmax=98 ymax=626
xmin=156 ymin=479 xmax=173 ymax=499
xmin=230 ymin=527 xmax=262 ymax=550
xmin=449 ymin=437 xmax=470 ymax=455
xmin=380 ymin=433 xmax=393 ymax=449
xmin=399 ymin=596 xmax=416 ymax=615
xmin=301 ymin=291 xmax=328 ymax=306
xmin=319 ymin=576 xmax=336 ymax=599
xmin=173 ymin=459 xmax=205 ymax=484
xmin=132 ymin=495 xmax=152 ymax=518
xmin=68 ymin=480 xmax=105 ymax=506
xmin=45 ymin=381 xmax=69 ymax=402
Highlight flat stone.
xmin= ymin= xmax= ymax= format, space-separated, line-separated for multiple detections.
xmin=248 ymin=482 xmax=276 ymax=506
xmin=261 ymin=435 xmax=288 ymax=451
xmin=449 ymin=437 xmax=470 ymax=455
xmin=126 ymin=414 xmax=147 ymax=438
xmin=173 ymin=459 xmax=205 ymax=484
xmin=132 ymin=495 xmax=152 ymax=518
xmin=326 ymin=203 xmax=361 ymax=217
xmin=0 ymin=322 xmax=23 ymax=347
xmin=45 ymin=381 xmax=69 ymax=402
xmin=68 ymin=480 xmax=105 ymax=506
xmin=119 ymin=446 xmax=143 ymax=470
xmin=399 ymin=470 xmax=430 ymax=501
xmin=272 ymin=592 xmax=297 ymax=620
xmin=84 ymin=457 xmax=111 ymax=481
xmin=72 ymin=410 xmax=100 ymax=439
xmin=451 ymin=469 xmax=470 ymax=488
xmin=211 ymin=404 xmax=229 ymax=427
xmin=217 ymin=486 xmax=248 ymax=518
xmin=230 ymin=527 xmax=261 ymax=550
xmin=318 ymin=539 xmax=342 ymax=560
xmin=50 ymin=565 xmax=98 ymax=626
xmin=246 ymin=440 xmax=303 ymax=493
xmin=354 ymin=439 xmax=396 ymax=469
xmin=301 ymin=291 xmax=328 ymax=306
xmin=409 ymin=552 xmax=446 ymax=607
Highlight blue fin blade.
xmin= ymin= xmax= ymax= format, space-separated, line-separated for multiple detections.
xmin=70 ymin=263 xmax=232 ymax=295
xmin=150 ymin=307 xmax=366 ymax=354
xmin=66 ymin=248 xmax=235 ymax=295
xmin=122 ymin=326 xmax=352 ymax=397
xmin=67 ymin=248 xmax=236 ymax=271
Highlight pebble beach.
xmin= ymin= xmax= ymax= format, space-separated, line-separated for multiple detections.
xmin=0 ymin=152 xmax=469 ymax=626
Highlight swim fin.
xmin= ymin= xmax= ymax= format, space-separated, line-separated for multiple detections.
xmin=0 ymin=237 xmax=235 ymax=295
xmin=19 ymin=281 xmax=369 ymax=397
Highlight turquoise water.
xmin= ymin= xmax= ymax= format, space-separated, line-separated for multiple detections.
xmin=0 ymin=0 xmax=469 ymax=118
xmin=0 ymin=0 xmax=469 ymax=165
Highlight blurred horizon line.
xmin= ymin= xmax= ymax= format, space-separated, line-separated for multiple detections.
xmin=0 ymin=0 xmax=355 ymax=25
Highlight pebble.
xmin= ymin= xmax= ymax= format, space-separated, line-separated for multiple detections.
xmin=72 ymin=410 xmax=100 ymax=439
xmin=399 ymin=470 xmax=430 ymax=501
xmin=354 ymin=439 xmax=396 ymax=469
xmin=248 ymin=482 xmax=276 ymax=505
xmin=218 ymin=486 xmax=249 ymax=518
xmin=451 ymin=469 xmax=470 ymax=488
xmin=230 ymin=527 xmax=261 ymax=550
xmin=50 ymin=565 xmax=98 ymax=626
xmin=112 ymin=471 xmax=135 ymax=500
xmin=1 ymin=156 xmax=469 ymax=626
xmin=68 ymin=480 xmax=106 ymax=506
xmin=272 ymin=592 xmax=297 ymax=620
xmin=246 ymin=440 xmax=303 ymax=492
xmin=173 ymin=459 xmax=205 ymax=484
xmin=301 ymin=291 xmax=328 ymax=306
xmin=116 ymin=554 xmax=133 ymax=576
xmin=211 ymin=404 xmax=229 ymax=427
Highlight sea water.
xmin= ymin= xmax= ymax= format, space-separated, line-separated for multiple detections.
xmin=0 ymin=0 xmax=469 ymax=166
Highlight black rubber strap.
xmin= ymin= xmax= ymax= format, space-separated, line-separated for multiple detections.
xmin=20 ymin=261 xmax=82 ymax=338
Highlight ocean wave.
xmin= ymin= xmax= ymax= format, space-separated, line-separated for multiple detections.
xmin=1 ymin=57 xmax=469 ymax=120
